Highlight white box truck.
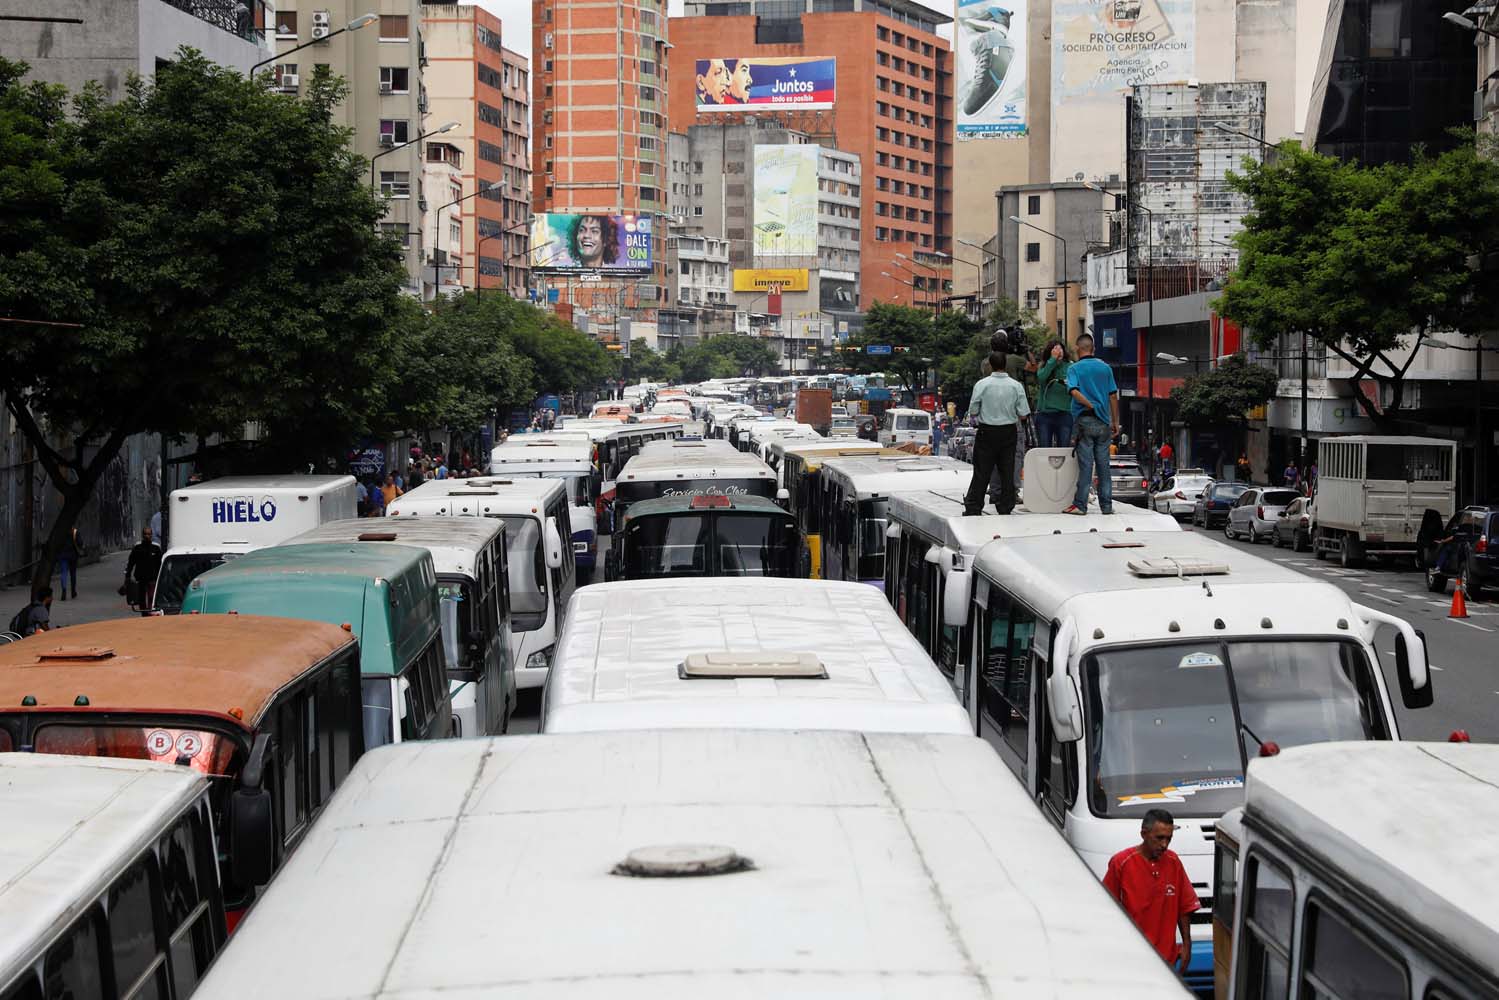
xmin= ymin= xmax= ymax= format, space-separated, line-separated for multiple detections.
xmin=152 ymin=475 xmax=358 ymax=613
xmin=1312 ymin=435 xmax=1458 ymax=568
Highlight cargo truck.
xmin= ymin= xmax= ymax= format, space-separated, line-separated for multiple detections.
xmin=792 ymin=387 xmax=833 ymax=436
xmin=1311 ymin=435 xmax=1458 ymax=568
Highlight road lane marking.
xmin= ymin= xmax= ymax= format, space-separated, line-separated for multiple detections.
xmin=1361 ymin=592 xmax=1402 ymax=606
xmin=1452 ymin=619 xmax=1495 ymax=632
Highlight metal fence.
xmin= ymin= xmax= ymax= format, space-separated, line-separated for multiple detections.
xmin=157 ymin=0 xmax=269 ymax=43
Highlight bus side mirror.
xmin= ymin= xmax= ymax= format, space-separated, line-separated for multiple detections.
xmin=776 ymin=487 xmax=790 ymax=505
xmin=943 ymin=567 xmax=970 ymax=628
xmin=544 ymin=517 xmax=565 ymax=570
xmin=1396 ymin=628 xmax=1434 ymax=709
xmin=1047 ymin=619 xmax=1083 ymax=743
xmin=230 ymin=733 xmax=276 ymax=888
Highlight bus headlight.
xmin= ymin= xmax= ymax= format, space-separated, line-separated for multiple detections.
xmin=525 ymin=647 xmax=554 ymax=671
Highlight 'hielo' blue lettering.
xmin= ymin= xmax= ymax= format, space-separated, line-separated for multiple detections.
xmin=211 ymin=496 xmax=278 ymax=524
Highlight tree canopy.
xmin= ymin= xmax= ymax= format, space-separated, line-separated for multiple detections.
xmin=675 ymin=334 xmax=781 ymax=382
xmin=0 ymin=53 xmax=408 ymax=590
xmin=1169 ymin=354 xmax=1280 ymax=425
xmin=1217 ymin=137 xmax=1499 ymax=425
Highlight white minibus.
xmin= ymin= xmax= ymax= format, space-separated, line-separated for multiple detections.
xmin=1220 ymin=742 xmax=1498 ymax=1000
xmin=288 ymin=517 xmax=515 ymax=738
xmin=885 ymin=488 xmax=1181 ymax=679
xmin=193 ymin=729 xmax=1186 ymax=999
xmin=490 ymin=433 xmax=599 ymax=575
xmin=542 ymin=578 xmax=971 ymax=735
xmin=816 ymin=454 xmax=971 ymax=588
xmin=937 ymin=528 xmax=1432 ymax=991
xmin=153 ymin=475 xmax=357 ymax=613
xmin=0 ymin=755 xmax=225 ymax=998
xmin=610 ymin=438 xmax=778 ymax=524
xmin=879 ymin=407 xmax=933 ymax=448
xmin=387 ymin=477 xmax=576 ymax=689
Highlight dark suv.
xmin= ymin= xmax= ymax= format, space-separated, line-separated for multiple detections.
xmin=1424 ymin=506 xmax=1498 ymax=598
xmin=1108 ymin=458 xmax=1149 ymax=507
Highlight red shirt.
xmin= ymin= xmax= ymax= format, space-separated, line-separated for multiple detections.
xmin=1103 ymin=846 xmax=1200 ymax=963
xmin=1159 ymin=443 xmax=1174 ymax=462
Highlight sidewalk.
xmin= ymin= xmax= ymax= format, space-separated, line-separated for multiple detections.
xmin=1 ymin=551 xmax=141 ymax=630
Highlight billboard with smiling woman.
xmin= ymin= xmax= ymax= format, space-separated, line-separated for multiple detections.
xmin=529 ymin=214 xmax=654 ymax=276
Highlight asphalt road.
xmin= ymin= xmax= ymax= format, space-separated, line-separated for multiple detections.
xmin=1183 ymin=519 xmax=1496 ymax=743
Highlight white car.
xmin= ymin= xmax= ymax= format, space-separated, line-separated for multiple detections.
xmin=1225 ymin=486 xmax=1303 ymax=544
xmin=1149 ymin=473 xmax=1212 ymax=518
xmin=831 ymin=404 xmax=849 ymax=417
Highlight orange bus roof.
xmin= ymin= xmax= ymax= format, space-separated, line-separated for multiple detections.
xmin=0 ymin=615 xmax=356 ymax=730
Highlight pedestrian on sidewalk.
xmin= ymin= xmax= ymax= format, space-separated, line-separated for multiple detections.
xmin=1063 ymin=332 xmax=1120 ymax=516
xmin=1034 ymin=339 xmax=1074 ymax=448
xmin=1103 ymin=808 xmax=1200 ymax=976
xmin=7 ymin=587 xmax=52 ymax=637
xmin=380 ymin=473 xmax=403 ymax=510
xmin=1282 ymin=461 xmax=1299 ymax=490
xmin=1235 ymin=453 xmax=1252 ymax=483
xmin=123 ymin=528 xmax=162 ymax=614
xmin=962 ymin=350 xmax=1031 ymax=516
xmin=58 ymin=527 xmax=82 ymax=601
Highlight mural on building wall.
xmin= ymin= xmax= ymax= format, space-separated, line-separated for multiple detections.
xmin=955 ymin=0 xmax=1028 ymax=137
xmin=695 ymin=57 xmax=836 ymax=111
xmin=752 ymin=145 xmax=819 ymax=259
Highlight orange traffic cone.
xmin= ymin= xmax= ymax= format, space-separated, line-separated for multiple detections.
xmin=1449 ymin=585 xmax=1469 ymax=619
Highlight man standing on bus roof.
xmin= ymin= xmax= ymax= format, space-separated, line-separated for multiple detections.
xmin=1063 ymin=332 xmax=1120 ymax=516
xmin=961 ymin=349 xmax=1030 ymax=516
xmin=1103 ymin=808 xmax=1200 ymax=976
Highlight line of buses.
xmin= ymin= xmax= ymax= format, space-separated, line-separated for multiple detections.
xmin=1 ymin=404 xmax=1492 ymax=1000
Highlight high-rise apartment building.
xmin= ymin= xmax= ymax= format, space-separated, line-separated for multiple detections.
xmin=667 ymin=0 xmax=951 ymax=310
xmin=532 ymin=0 xmax=671 ymax=317
xmin=273 ymin=1 xmax=428 ymax=292
xmin=420 ymin=3 xmax=531 ymax=297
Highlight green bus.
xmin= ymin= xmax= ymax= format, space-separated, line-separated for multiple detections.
xmin=181 ymin=542 xmax=453 ymax=749
xmin=605 ymin=494 xmax=800 ymax=580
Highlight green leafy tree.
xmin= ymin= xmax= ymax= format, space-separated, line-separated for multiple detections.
xmin=499 ymin=296 xmax=615 ymax=396
xmin=626 ymin=342 xmax=681 ymax=384
xmin=1218 ymin=138 xmax=1499 ymax=427
xmin=678 ymin=334 xmax=781 ymax=381
xmin=936 ymin=300 xmax=1049 ymax=412
xmin=1170 ymin=354 xmax=1280 ymax=423
xmin=0 ymin=53 xmax=407 ymax=592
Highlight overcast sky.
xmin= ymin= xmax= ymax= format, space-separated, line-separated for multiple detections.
xmin=472 ymin=0 xmax=954 ymax=61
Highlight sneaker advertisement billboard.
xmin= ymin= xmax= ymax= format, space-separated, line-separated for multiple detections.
xmin=956 ymin=0 xmax=1027 ymax=137
xmin=528 ymin=214 xmax=654 ymax=276
xmin=694 ymin=57 xmax=836 ymax=112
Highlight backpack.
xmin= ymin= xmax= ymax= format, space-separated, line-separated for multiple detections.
xmin=7 ymin=602 xmax=37 ymax=636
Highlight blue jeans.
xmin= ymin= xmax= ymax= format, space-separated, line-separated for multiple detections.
xmin=1034 ymin=411 xmax=1074 ymax=448
xmin=1073 ymin=414 xmax=1113 ymax=512
xmin=58 ymin=557 xmax=76 ymax=595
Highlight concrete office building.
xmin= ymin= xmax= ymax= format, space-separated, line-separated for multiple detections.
xmin=420 ymin=3 xmax=531 ymax=297
xmin=0 ymin=0 xmax=273 ymax=96
xmin=272 ymin=0 xmax=428 ymax=293
xmin=667 ymin=0 xmax=951 ymax=310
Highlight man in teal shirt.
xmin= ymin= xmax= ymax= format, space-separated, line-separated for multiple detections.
xmin=962 ymin=350 xmax=1031 ymax=515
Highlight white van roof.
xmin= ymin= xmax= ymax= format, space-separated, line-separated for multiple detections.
xmin=819 ymin=454 xmax=970 ymax=499
xmin=972 ymin=530 xmax=1361 ymax=641
xmin=618 ymin=442 xmax=775 ymax=486
xmin=889 ymin=488 xmax=1182 ymax=557
xmin=546 ymin=579 xmax=969 ymax=735
xmin=194 ymin=730 xmax=1184 ymax=999
xmin=286 ymin=517 xmax=504 ymax=578
xmin=491 ymin=436 xmax=592 ymax=468
xmin=387 ymin=475 xmax=567 ymax=518
xmin=168 ymin=474 xmax=354 ymax=495
xmin=1244 ymin=742 xmax=1499 ymax=979
xmin=0 ymin=756 xmax=206 ymax=990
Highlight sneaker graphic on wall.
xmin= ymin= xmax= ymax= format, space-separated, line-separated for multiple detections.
xmin=960 ymin=6 xmax=1015 ymax=117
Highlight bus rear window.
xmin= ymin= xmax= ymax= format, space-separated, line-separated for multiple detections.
xmin=33 ymin=724 xmax=239 ymax=776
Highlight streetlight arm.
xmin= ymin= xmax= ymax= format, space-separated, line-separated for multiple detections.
xmin=251 ymin=12 xmax=377 ymax=77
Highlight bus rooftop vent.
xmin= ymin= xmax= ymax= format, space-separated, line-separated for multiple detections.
xmin=680 ymin=651 xmax=828 ymax=679
xmin=37 ymin=646 xmax=115 ymax=662
xmin=1126 ymin=557 xmax=1231 ymax=578
xmin=613 ymin=844 xmax=754 ymax=878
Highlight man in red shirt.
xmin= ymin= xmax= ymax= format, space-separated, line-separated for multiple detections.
xmin=1103 ymin=808 xmax=1200 ymax=975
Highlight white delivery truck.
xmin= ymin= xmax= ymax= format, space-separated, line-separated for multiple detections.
xmin=152 ymin=475 xmax=358 ymax=613
xmin=1312 ymin=435 xmax=1458 ymax=568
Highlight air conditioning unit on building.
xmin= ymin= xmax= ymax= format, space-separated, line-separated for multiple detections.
xmin=379 ymin=82 xmax=393 ymax=94
xmin=280 ymin=73 xmax=299 ymax=90
xmin=379 ymin=133 xmax=395 ymax=146
xmin=312 ymin=25 xmax=330 ymax=40
xmin=312 ymin=10 xmax=330 ymax=25
xmin=544 ymin=32 xmax=553 ymax=48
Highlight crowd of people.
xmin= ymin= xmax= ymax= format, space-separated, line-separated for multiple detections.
xmin=356 ymin=441 xmax=487 ymax=517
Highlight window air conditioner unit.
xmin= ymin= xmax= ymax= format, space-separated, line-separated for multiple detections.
xmin=544 ymin=32 xmax=553 ymax=48
xmin=379 ymin=133 xmax=395 ymax=146
xmin=312 ymin=10 xmax=330 ymax=25
xmin=380 ymin=82 xmax=393 ymax=94
xmin=1046 ymin=290 xmax=1057 ymax=300
xmin=280 ymin=73 xmax=299 ymax=89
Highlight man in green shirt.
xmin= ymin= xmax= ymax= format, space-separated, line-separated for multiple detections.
xmin=962 ymin=350 xmax=1031 ymax=516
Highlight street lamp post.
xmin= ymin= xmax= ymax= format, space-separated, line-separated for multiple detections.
xmin=252 ymin=12 xmax=377 ymax=78
xmin=476 ymin=221 xmax=534 ymax=300
xmin=427 ymin=181 xmax=503 ymax=298
xmin=895 ymin=253 xmax=941 ymax=316
xmin=957 ymin=238 xmax=1002 ymax=310
xmin=1010 ymin=215 xmax=1071 ymax=347
xmin=1442 ymin=11 xmax=1499 ymax=40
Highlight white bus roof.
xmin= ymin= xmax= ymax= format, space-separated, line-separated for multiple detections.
xmin=546 ymin=579 xmax=970 ymax=735
xmin=196 ymin=730 xmax=1182 ymax=999
xmin=1244 ymin=742 xmax=1499 ymax=978
xmin=770 ymin=438 xmax=885 ymax=462
xmin=618 ymin=442 xmax=775 ymax=485
xmin=168 ymin=474 xmax=355 ymax=496
xmin=0 ymin=755 xmax=207 ymax=990
xmin=387 ymin=475 xmax=567 ymax=518
xmin=819 ymin=454 xmax=971 ymax=499
xmin=491 ymin=436 xmax=592 ymax=469
xmin=971 ymin=530 xmax=1366 ymax=641
xmin=889 ymin=488 xmax=1182 ymax=558
xmin=286 ymin=517 xmax=504 ymax=578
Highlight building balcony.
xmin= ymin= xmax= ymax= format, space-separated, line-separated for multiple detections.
xmin=160 ymin=0 xmax=269 ymax=43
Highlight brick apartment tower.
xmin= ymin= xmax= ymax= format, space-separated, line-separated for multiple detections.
xmin=532 ymin=0 xmax=670 ymax=320
xmin=667 ymin=0 xmax=952 ymax=311
xmin=421 ymin=3 xmax=532 ymax=297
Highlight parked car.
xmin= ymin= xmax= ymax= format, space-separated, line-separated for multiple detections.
xmin=1108 ymin=458 xmax=1150 ymax=507
xmin=950 ymin=426 xmax=976 ymax=462
xmin=1149 ymin=472 xmax=1213 ymax=518
xmin=1225 ymin=486 xmax=1302 ymax=543
xmin=1424 ymin=505 xmax=1498 ymax=598
xmin=1272 ymin=495 xmax=1315 ymax=551
xmin=1191 ymin=481 xmax=1250 ymax=529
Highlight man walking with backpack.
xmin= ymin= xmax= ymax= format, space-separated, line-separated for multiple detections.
xmin=8 ymin=587 xmax=52 ymax=637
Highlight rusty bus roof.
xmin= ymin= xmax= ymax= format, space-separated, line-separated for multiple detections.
xmin=0 ymin=615 xmax=356 ymax=730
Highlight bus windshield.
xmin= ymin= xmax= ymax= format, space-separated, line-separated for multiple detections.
xmin=154 ymin=552 xmax=238 ymax=613
xmin=1084 ymin=640 xmax=1387 ymax=819
xmin=623 ymin=513 xmax=797 ymax=578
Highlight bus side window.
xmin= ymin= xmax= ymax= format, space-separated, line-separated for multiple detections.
xmin=978 ymin=589 xmax=1021 ymax=761
xmin=106 ymin=855 xmax=170 ymax=999
xmin=328 ymin=649 xmax=360 ymax=778
xmin=159 ymin=813 xmax=219 ymax=996
xmin=1214 ymin=841 xmax=1239 ymax=934
xmin=42 ymin=905 xmax=106 ymax=1000
xmin=1299 ymin=897 xmax=1407 ymax=999
xmin=277 ymin=694 xmax=308 ymax=847
xmin=1237 ymin=853 xmax=1295 ymax=1000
